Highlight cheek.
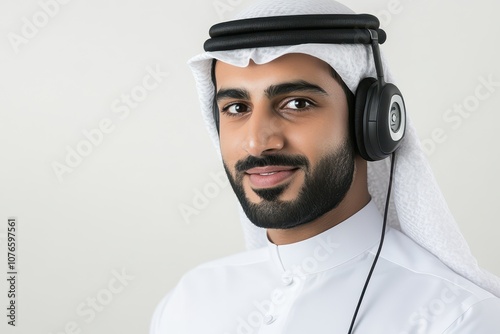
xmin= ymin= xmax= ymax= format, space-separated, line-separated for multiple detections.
xmin=286 ymin=112 xmax=349 ymax=160
xmin=219 ymin=129 xmax=243 ymax=169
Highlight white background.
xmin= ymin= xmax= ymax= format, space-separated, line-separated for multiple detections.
xmin=0 ymin=0 xmax=499 ymax=333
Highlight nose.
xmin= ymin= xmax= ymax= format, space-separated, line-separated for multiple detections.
xmin=241 ymin=106 xmax=285 ymax=157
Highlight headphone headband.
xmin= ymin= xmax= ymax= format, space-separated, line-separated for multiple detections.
xmin=204 ymin=29 xmax=386 ymax=52
xmin=204 ymin=14 xmax=386 ymax=52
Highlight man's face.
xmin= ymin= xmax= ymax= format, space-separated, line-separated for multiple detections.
xmin=214 ymin=53 xmax=355 ymax=229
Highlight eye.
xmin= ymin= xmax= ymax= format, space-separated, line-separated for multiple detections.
xmin=222 ymin=103 xmax=249 ymax=116
xmin=282 ymin=98 xmax=314 ymax=110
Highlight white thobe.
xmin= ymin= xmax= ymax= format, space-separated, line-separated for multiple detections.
xmin=150 ymin=201 xmax=500 ymax=333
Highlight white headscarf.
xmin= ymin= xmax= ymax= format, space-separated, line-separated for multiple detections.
xmin=187 ymin=0 xmax=500 ymax=297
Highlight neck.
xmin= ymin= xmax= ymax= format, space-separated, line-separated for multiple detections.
xmin=266 ymin=156 xmax=370 ymax=245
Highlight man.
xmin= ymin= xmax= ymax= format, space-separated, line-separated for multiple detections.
xmin=150 ymin=0 xmax=500 ymax=333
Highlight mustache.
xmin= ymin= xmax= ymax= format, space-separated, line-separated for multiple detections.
xmin=235 ymin=154 xmax=309 ymax=173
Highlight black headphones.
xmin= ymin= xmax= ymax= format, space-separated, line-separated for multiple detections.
xmin=204 ymin=14 xmax=406 ymax=161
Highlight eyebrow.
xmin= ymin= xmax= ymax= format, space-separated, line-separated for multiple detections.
xmin=216 ymin=88 xmax=250 ymax=103
xmin=215 ymin=80 xmax=327 ymax=103
xmin=265 ymin=80 xmax=328 ymax=98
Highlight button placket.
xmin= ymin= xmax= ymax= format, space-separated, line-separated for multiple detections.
xmin=281 ymin=269 xmax=295 ymax=286
xmin=263 ymin=314 xmax=275 ymax=325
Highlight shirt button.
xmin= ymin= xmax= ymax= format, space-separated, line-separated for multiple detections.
xmin=281 ymin=275 xmax=294 ymax=286
xmin=264 ymin=314 xmax=275 ymax=325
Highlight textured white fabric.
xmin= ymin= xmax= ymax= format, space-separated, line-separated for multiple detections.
xmin=150 ymin=201 xmax=500 ymax=333
xmin=187 ymin=0 xmax=500 ymax=297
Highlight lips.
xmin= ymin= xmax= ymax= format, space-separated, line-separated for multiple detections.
xmin=245 ymin=166 xmax=299 ymax=188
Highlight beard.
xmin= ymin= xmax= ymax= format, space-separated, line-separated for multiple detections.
xmin=223 ymin=137 xmax=355 ymax=230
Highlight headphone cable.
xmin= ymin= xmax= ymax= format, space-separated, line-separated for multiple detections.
xmin=347 ymin=151 xmax=397 ymax=334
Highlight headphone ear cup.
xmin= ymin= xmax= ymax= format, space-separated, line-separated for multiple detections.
xmin=354 ymin=79 xmax=407 ymax=161
xmin=377 ymin=83 xmax=406 ymax=156
xmin=354 ymin=77 xmax=377 ymax=161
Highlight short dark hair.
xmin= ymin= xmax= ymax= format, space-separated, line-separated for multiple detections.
xmin=329 ymin=66 xmax=354 ymax=111
xmin=329 ymin=66 xmax=356 ymax=148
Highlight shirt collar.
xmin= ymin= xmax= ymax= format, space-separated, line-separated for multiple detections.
xmin=267 ymin=200 xmax=383 ymax=275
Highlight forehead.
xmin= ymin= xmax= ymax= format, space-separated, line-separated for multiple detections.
xmin=214 ymin=53 xmax=334 ymax=89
